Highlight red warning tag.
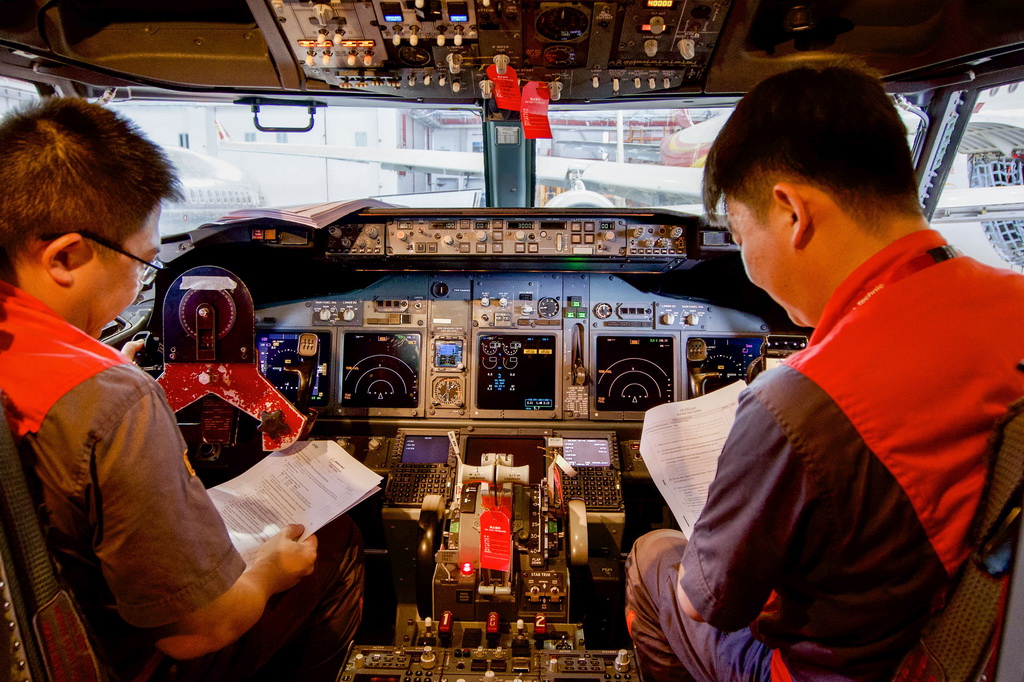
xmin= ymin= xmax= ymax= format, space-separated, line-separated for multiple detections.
xmin=486 ymin=64 xmax=521 ymax=111
xmin=479 ymin=508 xmax=512 ymax=572
xmin=521 ymin=82 xmax=552 ymax=139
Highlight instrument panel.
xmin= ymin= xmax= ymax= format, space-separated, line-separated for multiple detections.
xmin=254 ymin=271 xmax=770 ymax=422
xmin=270 ymin=0 xmax=732 ymax=103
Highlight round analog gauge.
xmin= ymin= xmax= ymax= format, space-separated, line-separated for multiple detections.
xmin=178 ymin=289 xmax=237 ymax=340
xmin=398 ymin=45 xmax=432 ymax=67
xmin=593 ymin=302 xmax=613 ymax=319
xmin=537 ymin=296 xmax=560 ymax=318
xmin=433 ymin=377 xmax=464 ymax=406
xmin=535 ymin=6 xmax=590 ymax=42
xmin=543 ymin=44 xmax=578 ymax=67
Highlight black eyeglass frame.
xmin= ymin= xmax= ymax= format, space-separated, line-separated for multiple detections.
xmin=38 ymin=230 xmax=166 ymax=285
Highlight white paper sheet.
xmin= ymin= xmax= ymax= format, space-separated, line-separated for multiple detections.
xmin=639 ymin=381 xmax=746 ymax=538
xmin=208 ymin=440 xmax=382 ymax=565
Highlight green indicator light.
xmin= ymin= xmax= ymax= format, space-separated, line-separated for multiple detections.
xmin=577 ymin=310 xmax=588 ymax=318
xmin=565 ymin=311 xmax=576 ymax=318
xmin=450 ymin=521 xmax=460 ymax=533
xmin=572 ymin=300 xmax=581 ymax=307
xmin=547 ymin=520 xmax=558 ymax=533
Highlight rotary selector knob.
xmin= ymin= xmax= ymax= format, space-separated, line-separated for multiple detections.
xmin=593 ymin=302 xmax=613 ymax=319
xmin=644 ymin=39 xmax=658 ymax=57
xmin=366 ymin=227 xmax=379 ymax=239
xmin=670 ymin=226 xmax=684 ymax=239
xmin=615 ymin=649 xmax=632 ymax=673
xmin=498 ymin=297 xmax=509 ymax=307
xmin=661 ymin=312 xmax=676 ymax=325
xmin=521 ymin=304 xmax=534 ymax=315
xmin=341 ymin=308 xmax=356 ymax=322
xmin=679 ymin=38 xmax=696 ymax=59
xmin=685 ymin=312 xmax=699 ymax=325
xmin=602 ymin=230 xmax=616 ymax=241
xmin=481 ymin=296 xmax=491 ymax=307
xmin=420 ymin=647 xmax=437 ymax=669
xmin=443 ymin=235 xmax=455 ymax=246
xmin=514 ymin=230 xmax=527 ymax=242
xmin=475 ymin=230 xmax=488 ymax=242
xmin=318 ymin=308 xmax=333 ymax=321
xmin=396 ymin=230 xmax=409 ymax=241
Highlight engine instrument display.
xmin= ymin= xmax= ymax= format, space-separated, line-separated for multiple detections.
xmin=400 ymin=435 xmax=451 ymax=464
xmin=562 ymin=438 xmax=612 ymax=467
xmin=341 ymin=333 xmax=421 ymax=408
xmin=595 ymin=336 xmax=675 ymax=411
xmin=476 ymin=334 xmax=557 ymax=411
xmin=256 ymin=331 xmax=332 ymax=406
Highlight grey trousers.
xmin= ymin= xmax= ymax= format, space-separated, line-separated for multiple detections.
xmin=624 ymin=529 xmax=773 ymax=682
xmin=167 ymin=515 xmax=365 ymax=682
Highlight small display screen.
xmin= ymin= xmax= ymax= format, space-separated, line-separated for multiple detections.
xmin=435 ymin=339 xmax=464 ymax=368
xmin=464 ymin=436 xmax=546 ymax=484
xmin=380 ymin=2 xmax=404 ymax=22
xmin=401 ymin=435 xmax=450 ymax=464
xmin=476 ymin=334 xmax=557 ymax=411
xmin=562 ymin=438 xmax=612 ymax=467
xmin=447 ymin=2 xmax=469 ymax=22
xmin=595 ymin=336 xmax=675 ymax=412
xmin=256 ymin=331 xmax=332 ymax=406
xmin=341 ymin=333 xmax=420 ymax=408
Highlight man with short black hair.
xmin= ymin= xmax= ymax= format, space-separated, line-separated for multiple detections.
xmin=0 ymin=97 xmax=363 ymax=681
xmin=625 ymin=61 xmax=1024 ymax=681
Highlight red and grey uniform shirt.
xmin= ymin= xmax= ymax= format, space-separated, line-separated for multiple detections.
xmin=681 ymin=230 xmax=1024 ymax=681
xmin=0 ymin=280 xmax=244 ymax=676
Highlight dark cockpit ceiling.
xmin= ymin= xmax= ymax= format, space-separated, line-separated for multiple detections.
xmin=1 ymin=0 xmax=1024 ymax=106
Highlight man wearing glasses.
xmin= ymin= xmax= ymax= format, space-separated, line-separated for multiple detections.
xmin=0 ymin=98 xmax=363 ymax=680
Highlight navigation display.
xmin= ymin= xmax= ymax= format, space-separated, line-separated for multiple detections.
xmin=595 ymin=335 xmax=675 ymax=411
xmin=256 ymin=331 xmax=332 ymax=406
xmin=341 ymin=332 xmax=421 ymax=408
xmin=562 ymin=438 xmax=612 ymax=467
xmin=401 ymin=435 xmax=450 ymax=464
xmin=476 ymin=334 xmax=557 ymax=411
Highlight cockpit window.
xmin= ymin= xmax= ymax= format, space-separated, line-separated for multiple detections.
xmin=932 ymin=80 xmax=1024 ymax=272
xmin=104 ymin=101 xmax=484 ymax=236
xmin=535 ymin=108 xmax=729 ymax=211
xmin=535 ymin=105 xmax=926 ymax=214
xmin=0 ymin=77 xmax=40 ymax=112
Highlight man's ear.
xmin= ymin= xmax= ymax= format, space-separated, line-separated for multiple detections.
xmin=770 ymin=182 xmax=814 ymax=250
xmin=39 ymin=234 xmax=93 ymax=287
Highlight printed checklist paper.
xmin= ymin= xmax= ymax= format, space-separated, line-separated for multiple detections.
xmin=209 ymin=440 xmax=382 ymax=565
xmin=640 ymin=381 xmax=745 ymax=538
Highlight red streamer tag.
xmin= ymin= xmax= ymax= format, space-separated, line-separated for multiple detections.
xmin=521 ymin=82 xmax=552 ymax=139
xmin=486 ymin=64 xmax=521 ymax=111
xmin=479 ymin=508 xmax=512 ymax=572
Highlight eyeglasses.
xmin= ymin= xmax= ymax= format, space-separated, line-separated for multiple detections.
xmin=39 ymin=230 xmax=166 ymax=286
